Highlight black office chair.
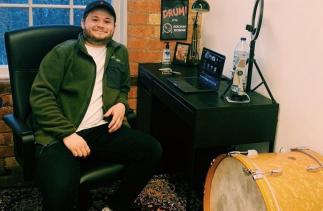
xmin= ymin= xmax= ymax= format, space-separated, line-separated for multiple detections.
xmin=3 ymin=25 xmax=129 ymax=208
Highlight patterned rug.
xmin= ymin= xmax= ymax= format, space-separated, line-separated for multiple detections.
xmin=0 ymin=174 xmax=202 ymax=211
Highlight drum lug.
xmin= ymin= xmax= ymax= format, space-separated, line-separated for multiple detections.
xmin=243 ymin=168 xmax=283 ymax=179
xmin=252 ymin=169 xmax=264 ymax=180
xmin=243 ymin=168 xmax=264 ymax=180
xmin=306 ymin=164 xmax=322 ymax=172
xmin=269 ymin=168 xmax=283 ymax=176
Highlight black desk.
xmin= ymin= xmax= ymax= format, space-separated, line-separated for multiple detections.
xmin=136 ymin=63 xmax=279 ymax=192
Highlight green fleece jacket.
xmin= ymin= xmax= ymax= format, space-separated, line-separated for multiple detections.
xmin=29 ymin=35 xmax=130 ymax=145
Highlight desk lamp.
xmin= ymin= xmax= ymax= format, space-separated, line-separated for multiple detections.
xmin=189 ymin=0 xmax=210 ymax=66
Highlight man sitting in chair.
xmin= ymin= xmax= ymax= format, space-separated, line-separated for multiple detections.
xmin=29 ymin=1 xmax=162 ymax=210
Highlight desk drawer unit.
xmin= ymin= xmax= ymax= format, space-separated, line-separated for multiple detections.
xmin=152 ymin=81 xmax=194 ymax=127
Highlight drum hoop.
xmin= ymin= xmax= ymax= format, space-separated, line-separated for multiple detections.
xmin=203 ymin=154 xmax=227 ymax=211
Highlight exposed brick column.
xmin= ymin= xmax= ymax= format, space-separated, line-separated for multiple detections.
xmin=0 ymin=80 xmax=14 ymax=176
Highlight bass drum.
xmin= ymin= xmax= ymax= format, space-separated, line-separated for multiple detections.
xmin=204 ymin=149 xmax=323 ymax=211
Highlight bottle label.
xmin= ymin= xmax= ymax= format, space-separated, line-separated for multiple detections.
xmin=231 ymin=39 xmax=249 ymax=94
xmin=162 ymin=50 xmax=171 ymax=64
xmin=233 ymin=51 xmax=248 ymax=90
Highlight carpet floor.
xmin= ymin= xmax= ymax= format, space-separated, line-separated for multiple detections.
xmin=0 ymin=174 xmax=202 ymax=211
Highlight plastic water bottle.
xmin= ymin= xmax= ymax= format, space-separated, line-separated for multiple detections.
xmin=162 ymin=42 xmax=171 ymax=66
xmin=232 ymin=37 xmax=249 ymax=91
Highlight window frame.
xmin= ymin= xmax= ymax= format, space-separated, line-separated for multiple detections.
xmin=0 ymin=0 xmax=127 ymax=77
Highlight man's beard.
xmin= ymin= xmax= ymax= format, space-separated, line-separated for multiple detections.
xmin=83 ymin=28 xmax=112 ymax=46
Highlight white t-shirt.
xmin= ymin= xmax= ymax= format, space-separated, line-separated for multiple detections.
xmin=77 ymin=44 xmax=107 ymax=131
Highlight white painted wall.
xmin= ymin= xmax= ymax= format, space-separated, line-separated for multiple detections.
xmin=202 ymin=0 xmax=323 ymax=154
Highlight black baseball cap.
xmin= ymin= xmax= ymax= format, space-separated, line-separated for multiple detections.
xmin=83 ymin=0 xmax=116 ymax=21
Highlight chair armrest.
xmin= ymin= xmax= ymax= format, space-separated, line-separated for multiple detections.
xmin=126 ymin=108 xmax=137 ymax=128
xmin=3 ymin=113 xmax=34 ymax=143
xmin=3 ymin=114 xmax=35 ymax=180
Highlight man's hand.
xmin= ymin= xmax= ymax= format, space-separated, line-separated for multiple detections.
xmin=63 ymin=133 xmax=91 ymax=157
xmin=104 ymin=103 xmax=126 ymax=133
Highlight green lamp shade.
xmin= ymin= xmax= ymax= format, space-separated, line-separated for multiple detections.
xmin=192 ymin=0 xmax=210 ymax=13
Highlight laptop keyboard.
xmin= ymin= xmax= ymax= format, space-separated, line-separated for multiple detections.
xmin=172 ymin=79 xmax=194 ymax=88
xmin=167 ymin=77 xmax=218 ymax=93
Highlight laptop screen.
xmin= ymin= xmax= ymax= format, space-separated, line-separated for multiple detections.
xmin=198 ymin=48 xmax=226 ymax=84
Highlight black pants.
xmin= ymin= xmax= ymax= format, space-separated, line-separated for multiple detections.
xmin=35 ymin=124 xmax=162 ymax=211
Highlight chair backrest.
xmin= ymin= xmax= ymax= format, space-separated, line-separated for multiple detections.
xmin=5 ymin=25 xmax=82 ymax=122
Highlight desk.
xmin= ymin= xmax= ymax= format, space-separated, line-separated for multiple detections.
xmin=136 ymin=63 xmax=279 ymax=192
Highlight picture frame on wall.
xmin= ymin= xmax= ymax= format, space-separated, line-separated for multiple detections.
xmin=173 ymin=42 xmax=190 ymax=65
xmin=160 ymin=0 xmax=188 ymax=40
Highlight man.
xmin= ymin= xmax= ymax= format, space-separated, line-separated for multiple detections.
xmin=30 ymin=1 xmax=162 ymax=210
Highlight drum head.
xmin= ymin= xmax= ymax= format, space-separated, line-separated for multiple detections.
xmin=207 ymin=157 xmax=266 ymax=211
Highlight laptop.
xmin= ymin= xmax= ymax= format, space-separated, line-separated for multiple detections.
xmin=167 ymin=47 xmax=226 ymax=93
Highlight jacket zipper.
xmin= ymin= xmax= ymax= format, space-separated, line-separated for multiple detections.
xmin=75 ymin=56 xmax=97 ymax=128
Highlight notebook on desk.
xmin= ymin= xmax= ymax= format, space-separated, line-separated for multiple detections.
xmin=167 ymin=47 xmax=226 ymax=93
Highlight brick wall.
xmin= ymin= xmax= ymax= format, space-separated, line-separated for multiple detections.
xmin=127 ymin=0 xmax=196 ymax=110
xmin=0 ymin=80 xmax=14 ymax=176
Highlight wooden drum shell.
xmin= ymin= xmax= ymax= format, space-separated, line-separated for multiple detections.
xmin=204 ymin=150 xmax=323 ymax=211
